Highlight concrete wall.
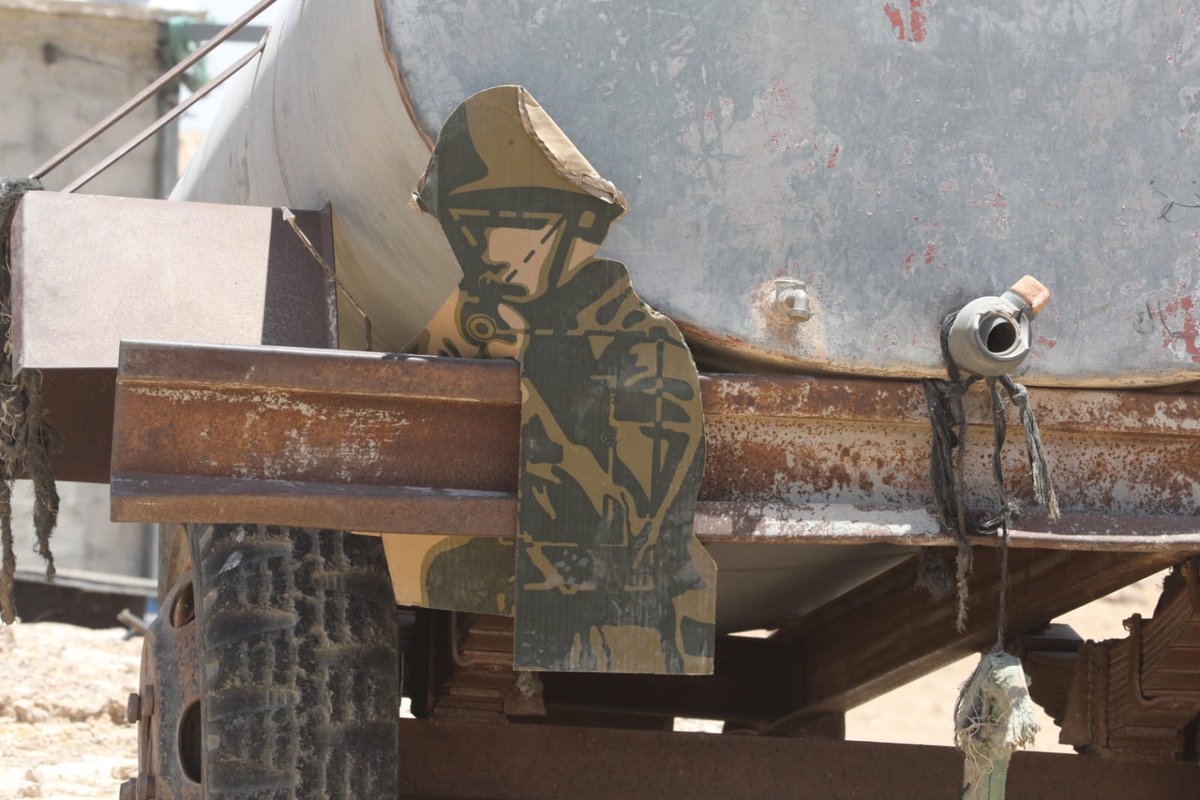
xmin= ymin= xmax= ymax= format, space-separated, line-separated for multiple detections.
xmin=9 ymin=482 xmax=153 ymax=579
xmin=0 ymin=0 xmax=174 ymax=197
xmin=1 ymin=0 xmax=183 ymax=579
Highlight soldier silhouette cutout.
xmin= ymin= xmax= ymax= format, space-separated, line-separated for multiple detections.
xmin=408 ymin=86 xmax=715 ymax=674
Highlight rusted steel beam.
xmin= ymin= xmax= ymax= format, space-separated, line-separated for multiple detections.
xmin=112 ymin=342 xmax=1200 ymax=552
xmin=393 ymin=719 xmax=1200 ymax=800
xmin=768 ymin=548 xmax=1194 ymax=718
xmin=109 ymin=473 xmax=1200 ymax=552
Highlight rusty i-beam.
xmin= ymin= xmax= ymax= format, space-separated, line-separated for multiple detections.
xmin=110 ymin=341 xmax=1200 ymax=551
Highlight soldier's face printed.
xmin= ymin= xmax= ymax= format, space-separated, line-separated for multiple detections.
xmin=482 ymin=219 xmax=563 ymax=298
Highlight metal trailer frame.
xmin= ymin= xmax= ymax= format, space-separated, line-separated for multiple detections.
xmin=5 ymin=185 xmax=1197 ymax=795
xmin=106 ymin=338 xmax=1200 ymax=790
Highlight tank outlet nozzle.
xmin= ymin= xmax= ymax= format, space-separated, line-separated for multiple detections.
xmin=946 ymin=276 xmax=1050 ymax=377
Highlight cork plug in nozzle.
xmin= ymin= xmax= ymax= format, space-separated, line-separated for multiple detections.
xmin=945 ymin=275 xmax=1051 ymax=377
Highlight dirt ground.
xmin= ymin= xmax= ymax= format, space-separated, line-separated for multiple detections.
xmin=0 ymin=573 xmax=1167 ymax=799
xmin=0 ymin=623 xmax=141 ymax=799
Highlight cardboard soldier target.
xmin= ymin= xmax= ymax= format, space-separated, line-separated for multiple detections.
xmin=403 ymin=86 xmax=716 ymax=674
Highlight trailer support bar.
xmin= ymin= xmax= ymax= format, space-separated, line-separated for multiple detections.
xmin=110 ymin=341 xmax=1200 ymax=553
xmin=393 ymin=719 xmax=1200 ymax=800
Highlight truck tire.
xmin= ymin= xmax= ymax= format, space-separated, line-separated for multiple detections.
xmin=189 ymin=524 xmax=399 ymax=799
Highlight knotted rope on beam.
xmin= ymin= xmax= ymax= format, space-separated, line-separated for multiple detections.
xmin=0 ymin=178 xmax=61 ymax=624
xmin=922 ymin=301 xmax=1060 ymax=799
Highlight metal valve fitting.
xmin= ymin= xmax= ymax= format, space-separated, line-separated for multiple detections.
xmin=946 ymin=275 xmax=1051 ymax=377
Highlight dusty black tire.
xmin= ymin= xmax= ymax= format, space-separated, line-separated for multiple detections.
xmin=189 ymin=524 xmax=399 ymax=799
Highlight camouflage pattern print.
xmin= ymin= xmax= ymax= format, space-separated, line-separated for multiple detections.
xmin=384 ymin=533 xmax=515 ymax=615
xmin=404 ymin=86 xmax=716 ymax=674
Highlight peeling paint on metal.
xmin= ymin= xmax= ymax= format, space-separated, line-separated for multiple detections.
xmin=112 ymin=344 xmax=1200 ymax=549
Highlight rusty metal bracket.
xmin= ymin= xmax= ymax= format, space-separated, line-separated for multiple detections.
xmin=1052 ymin=558 xmax=1200 ymax=759
xmin=1126 ymin=614 xmax=1200 ymax=711
xmin=1127 ymin=560 xmax=1200 ymax=711
xmin=123 ymin=572 xmax=201 ymax=800
xmin=769 ymin=547 xmax=1191 ymax=717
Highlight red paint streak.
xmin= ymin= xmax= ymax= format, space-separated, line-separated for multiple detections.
xmin=904 ymin=253 xmax=916 ymax=273
xmin=1164 ymin=296 xmax=1193 ymax=315
xmin=883 ymin=3 xmax=906 ymax=40
xmin=885 ymin=1 xmax=927 ymax=43
xmin=988 ymin=192 xmax=1007 ymax=208
xmin=1161 ymin=296 xmax=1200 ymax=362
xmin=1035 ymin=336 xmax=1058 ymax=350
xmin=825 ymin=145 xmax=841 ymax=170
xmin=923 ymin=243 xmax=937 ymax=264
xmin=762 ymin=80 xmax=793 ymax=106
xmin=908 ymin=0 xmax=928 ymax=42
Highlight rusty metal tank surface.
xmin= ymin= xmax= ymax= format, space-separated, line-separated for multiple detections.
xmin=174 ymin=1 xmax=1200 ymax=387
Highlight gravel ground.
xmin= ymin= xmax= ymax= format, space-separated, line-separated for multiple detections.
xmin=0 ymin=573 xmax=1167 ymax=798
xmin=0 ymin=623 xmax=141 ymax=799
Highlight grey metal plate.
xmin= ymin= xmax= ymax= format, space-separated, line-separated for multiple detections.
xmin=10 ymin=192 xmax=337 ymax=371
xmin=708 ymin=541 xmax=909 ymax=633
xmin=383 ymin=0 xmax=1200 ymax=386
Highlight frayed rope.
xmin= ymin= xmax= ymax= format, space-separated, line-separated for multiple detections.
xmin=954 ymin=650 xmax=1039 ymax=800
xmin=0 ymin=178 xmax=61 ymax=625
xmin=920 ymin=309 xmax=1060 ymax=633
xmin=954 ymin=379 xmax=1047 ymax=796
xmin=921 ymin=302 xmax=1060 ymax=799
xmin=921 ymin=309 xmax=979 ymax=631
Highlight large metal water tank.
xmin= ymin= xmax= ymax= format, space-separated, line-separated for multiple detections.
xmin=176 ymin=0 xmax=1200 ymax=388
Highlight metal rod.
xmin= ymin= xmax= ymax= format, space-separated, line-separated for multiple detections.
xmin=281 ymin=208 xmax=374 ymax=351
xmin=29 ymin=0 xmax=280 ymax=180
xmin=64 ymin=37 xmax=268 ymax=194
xmin=180 ymin=22 xmax=271 ymax=44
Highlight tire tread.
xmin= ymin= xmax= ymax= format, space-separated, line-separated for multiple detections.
xmin=190 ymin=524 xmax=398 ymax=800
